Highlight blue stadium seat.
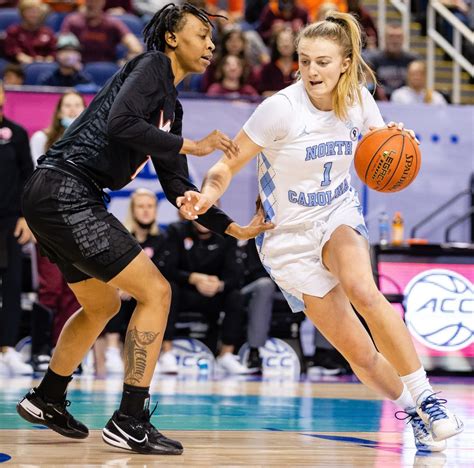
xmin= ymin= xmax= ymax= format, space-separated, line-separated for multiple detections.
xmin=24 ymin=62 xmax=58 ymax=85
xmin=0 ymin=57 xmax=9 ymax=77
xmin=0 ymin=8 xmax=20 ymax=32
xmin=84 ymin=61 xmax=119 ymax=87
xmin=45 ymin=12 xmax=67 ymax=33
xmin=116 ymin=14 xmax=143 ymax=36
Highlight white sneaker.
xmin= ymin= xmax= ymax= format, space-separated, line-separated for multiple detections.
xmin=2 ymin=347 xmax=33 ymax=375
xmin=416 ymin=391 xmax=464 ymax=442
xmin=158 ymin=351 xmax=178 ymax=374
xmin=105 ymin=347 xmax=124 ymax=374
xmin=397 ymin=409 xmax=446 ymax=452
xmin=217 ymin=353 xmax=252 ymax=375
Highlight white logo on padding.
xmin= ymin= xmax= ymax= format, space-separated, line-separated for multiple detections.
xmin=404 ymin=269 xmax=473 ymax=352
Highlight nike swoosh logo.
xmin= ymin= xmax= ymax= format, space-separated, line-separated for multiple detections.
xmin=21 ymin=400 xmax=44 ymax=420
xmin=208 ymin=245 xmax=219 ymax=250
xmin=112 ymin=420 xmax=147 ymax=444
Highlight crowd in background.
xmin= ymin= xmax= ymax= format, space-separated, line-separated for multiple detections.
xmin=0 ymin=0 xmax=471 ymax=377
xmin=0 ymin=0 xmax=469 ymax=103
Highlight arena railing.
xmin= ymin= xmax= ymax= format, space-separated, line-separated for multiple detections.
xmin=427 ymin=0 xmax=474 ymax=104
xmin=377 ymin=0 xmax=412 ymax=50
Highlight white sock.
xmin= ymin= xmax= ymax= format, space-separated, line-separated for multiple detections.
xmin=401 ymin=367 xmax=434 ymax=405
xmin=392 ymin=383 xmax=416 ymax=411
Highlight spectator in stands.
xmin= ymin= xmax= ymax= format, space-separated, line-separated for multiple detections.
xmin=391 ymin=60 xmax=447 ymax=105
xmin=258 ymin=0 xmax=309 ymax=44
xmin=299 ymin=0 xmax=347 ymax=21
xmin=28 ymin=90 xmax=86 ymax=372
xmin=201 ymin=27 xmax=261 ymax=92
xmin=365 ymin=24 xmax=417 ymax=98
xmin=347 ymin=0 xmax=378 ymax=49
xmin=0 ymin=79 xmax=34 ymax=376
xmin=238 ymin=239 xmax=274 ymax=372
xmin=258 ymin=27 xmax=297 ymax=96
xmin=166 ymin=219 xmax=251 ymax=374
xmin=207 ymin=54 xmax=258 ymax=97
xmin=245 ymin=0 xmax=268 ymax=26
xmin=0 ymin=0 xmax=18 ymax=7
xmin=315 ymin=1 xmax=339 ymax=21
xmin=37 ymin=33 xmax=92 ymax=87
xmin=2 ymin=63 xmax=25 ymax=85
xmin=105 ymin=0 xmax=134 ymax=15
xmin=61 ymin=0 xmax=143 ymax=63
xmin=42 ymin=0 xmax=82 ymax=13
xmin=94 ymin=189 xmax=171 ymax=375
xmin=4 ymin=0 xmax=56 ymax=64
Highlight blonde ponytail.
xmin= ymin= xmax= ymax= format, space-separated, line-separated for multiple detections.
xmin=296 ymin=12 xmax=376 ymax=120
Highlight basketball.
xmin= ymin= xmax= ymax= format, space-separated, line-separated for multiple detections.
xmin=354 ymin=127 xmax=421 ymax=192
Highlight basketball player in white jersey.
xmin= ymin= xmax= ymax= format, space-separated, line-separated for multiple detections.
xmin=178 ymin=12 xmax=464 ymax=451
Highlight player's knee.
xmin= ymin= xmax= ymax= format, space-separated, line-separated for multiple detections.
xmin=343 ymin=281 xmax=381 ymax=315
xmin=137 ymin=275 xmax=171 ymax=309
xmin=82 ymin=291 xmax=121 ymax=320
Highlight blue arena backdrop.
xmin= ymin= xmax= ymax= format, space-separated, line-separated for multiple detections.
xmin=4 ymin=89 xmax=473 ymax=242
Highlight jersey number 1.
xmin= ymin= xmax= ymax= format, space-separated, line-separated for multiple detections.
xmin=321 ymin=162 xmax=332 ymax=187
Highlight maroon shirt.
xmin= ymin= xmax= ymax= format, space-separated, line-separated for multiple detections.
xmin=206 ymin=83 xmax=259 ymax=97
xmin=4 ymin=24 xmax=56 ymax=61
xmin=105 ymin=0 xmax=133 ymax=12
xmin=61 ymin=12 xmax=130 ymax=63
xmin=258 ymin=61 xmax=297 ymax=94
xmin=258 ymin=5 xmax=309 ymax=44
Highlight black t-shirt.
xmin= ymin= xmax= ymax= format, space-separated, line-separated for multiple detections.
xmin=39 ymin=51 xmax=233 ymax=235
xmin=0 ymin=117 xmax=34 ymax=219
xmin=165 ymin=221 xmax=244 ymax=292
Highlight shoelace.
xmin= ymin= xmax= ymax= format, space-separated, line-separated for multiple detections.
xmin=395 ymin=410 xmax=430 ymax=437
xmin=142 ymin=402 xmax=159 ymax=432
xmin=419 ymin=393 xmax=449 ymax=422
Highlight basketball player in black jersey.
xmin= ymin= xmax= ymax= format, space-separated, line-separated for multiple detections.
xmin=17 ymin=3 xmax=273 ymax=455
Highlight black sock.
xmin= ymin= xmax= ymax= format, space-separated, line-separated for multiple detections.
xmin=119 ymin=383 xmax=150 ymax=418
xmin=36 ymin=367 xmax=73 ymax=402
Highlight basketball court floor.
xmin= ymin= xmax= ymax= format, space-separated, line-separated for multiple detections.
xmin=0 ymin=374 xmax=472 ymax=467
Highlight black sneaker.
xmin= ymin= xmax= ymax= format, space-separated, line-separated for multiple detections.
xmin=102 ymin=404 xmax=183 ymax=455
xmin=16 ymin=388 xmax=89 ymax=439
xmin=247 ymin=348 xmax=262 ymax=374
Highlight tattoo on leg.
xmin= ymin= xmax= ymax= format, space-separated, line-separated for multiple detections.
xmin=124 ymin=327 xmax=159 ymax=384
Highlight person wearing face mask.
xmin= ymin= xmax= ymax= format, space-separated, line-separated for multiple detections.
xmin=38 ymin=33 xmax=93 ymax=88
xmin=28 ymin=91 xmax=87 ymax=372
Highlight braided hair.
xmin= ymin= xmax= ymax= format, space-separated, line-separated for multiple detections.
xmin=143 ymin=3 xmax=226 ymax=52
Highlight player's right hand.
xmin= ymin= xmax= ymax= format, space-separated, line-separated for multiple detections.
xmin=176 ymin=191 xmax=213 ymax=219
xmin=195 ymin=130 xmax=240 ymax=159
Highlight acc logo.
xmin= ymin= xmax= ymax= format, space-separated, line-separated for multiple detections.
xmin=404 ymin=269 xmax=473 ymax=352
xmin=172 ymin=338 xmax=215 ymax=374
xmin=239 ymin=338 xmax=301 ymax=378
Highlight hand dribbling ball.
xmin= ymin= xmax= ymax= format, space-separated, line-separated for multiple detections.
xmin=354 ymin=127 xmax=421 ymax=192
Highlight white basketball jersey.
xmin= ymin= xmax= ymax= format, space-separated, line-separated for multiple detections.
xmin=243 ymin=81 xmax=385 ymax=226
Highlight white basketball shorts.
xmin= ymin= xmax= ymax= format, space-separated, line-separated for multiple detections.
xmin=257 ymin=192 xmax=369 ymax=313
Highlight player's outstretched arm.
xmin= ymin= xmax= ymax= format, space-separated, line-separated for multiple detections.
xmin=181 ymin=130 xmax=240 ymax=159
xmin=177 ymin=129 xmax=262 ymax=217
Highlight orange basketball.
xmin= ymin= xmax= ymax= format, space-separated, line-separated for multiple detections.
xmin=354 ymin=127 xmax=421 ymax=193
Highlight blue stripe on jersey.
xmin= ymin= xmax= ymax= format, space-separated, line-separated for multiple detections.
xmin=258 ymin=152 xmax=277 ymax=223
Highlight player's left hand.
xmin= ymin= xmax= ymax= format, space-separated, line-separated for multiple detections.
xmin=176 ymin=191 xmax=213 ymax=219
xmin=225 ymin=212 xmax=274 ymax=240
xmin=370 ymin=122 xmax=420 ymax=145
xmin=14 ymin=217 xmax=34 ymax=245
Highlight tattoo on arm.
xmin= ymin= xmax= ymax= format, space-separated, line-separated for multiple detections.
xmin=203 ymin=172 xmax=225 ymax=192
xmin=124 ymin=326 xmax=159 ymax=385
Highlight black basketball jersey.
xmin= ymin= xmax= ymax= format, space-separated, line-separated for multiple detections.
xmin=39 ymin=51 xmax=233 ymax=234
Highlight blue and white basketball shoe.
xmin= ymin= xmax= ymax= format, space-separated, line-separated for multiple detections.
xmin=397 ymin=409 xmax=447 ymax=452
xmin=416 ymin=391 xmax=464 ymax=442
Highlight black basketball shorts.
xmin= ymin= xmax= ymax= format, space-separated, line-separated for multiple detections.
xmin=22 ymin=168 xmax=141 ymax=284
